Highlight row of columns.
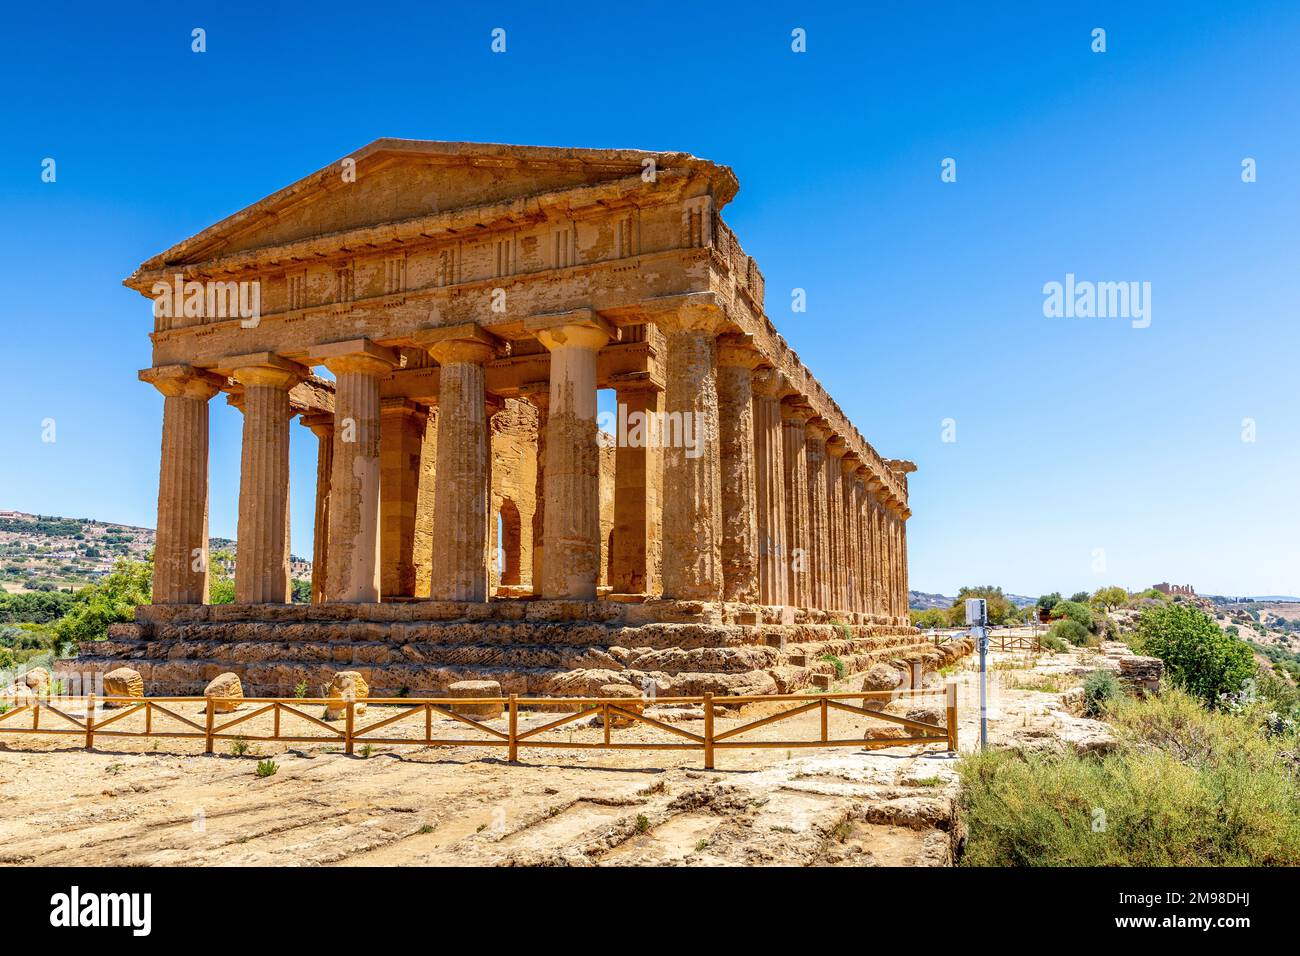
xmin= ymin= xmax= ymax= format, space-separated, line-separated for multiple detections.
xmin=145 ymin=311 xmax=910 ymax=618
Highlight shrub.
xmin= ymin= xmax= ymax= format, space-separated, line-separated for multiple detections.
xmin=1050 ymin=619 xmax=1090 ymax=647
xmin=1136 ymin=604 xmax=1254 ymax=706
xmin=1050 ymin=600 xmax=1094 ymax=632
xmin=911 ymin=609 xmax=947 ymax=629
xmin=54 ymin=559 xmax=151 ymax=648
xmin=958 ymin=690 xmax=1300 ymax=866
xmin=255 ymin=759 xmax=278 ymax=778
xmin=1038 ymin=630 xmax=1068 ymax=653
xmin=1081 ymin=669 xmax=1123 ymax=717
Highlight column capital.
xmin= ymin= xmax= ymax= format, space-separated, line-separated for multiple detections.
xmin=752 ymin=367 xmax=790 ymax=398
xmin=780 ymin=400 xmax=816 ymax=425
xmin=415 ymin=322 xmax=501 ymax=366
xmin=139 ymin=364 xmax=223 ymax=400
xmin=317 ymin=338 xmax=399 ymax=377
xmin=526 ymin=308 xmax=617 ymax=352
xmin=805 ymin=419 xmax=833 ymax=443
xmin=609 ymin=370 xmax=663 ymax=395
xmin=716 ymin=333 xmax=763 ymax=370
xmin=225 ymin=353 xmax=309 ymax=391
xmin=299 ymin=410 xmax=334 ymax=439
xmin=840 ymin=452 xmax=862 ymax=475
xmin=379 ymin=397 xmax=427 ymax=422
xmin=645 ymin=293 xmax=728 ymax=335
xmin=826 ymin=436 xmax=850 ymax=459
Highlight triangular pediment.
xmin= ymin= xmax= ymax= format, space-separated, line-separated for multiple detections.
xmin=131 ymin=139 xmax=735 ymax=276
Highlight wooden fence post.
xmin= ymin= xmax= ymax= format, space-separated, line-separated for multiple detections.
xmin=820 ymin=697 xmax=828 ymax=742
xmin=345 ymin=699 xmax=355 ymax=755
xmin=204 ymin=697 xmax=215 ymax=754
xmin=508 ymin=694 xmax=518 ymax=763
xmin=32 ymin=700 xmax=39 ymax=731
xmin=946 ymin=681 xmax=958 ymax=754
xmin=84 ymin=693 xmax=95 ymax=750
xmin=703 ymin=692 xmax=714 ymax=770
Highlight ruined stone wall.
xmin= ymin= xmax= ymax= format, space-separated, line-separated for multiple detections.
xmin=489 ymin=398 xmax=538 ymax=590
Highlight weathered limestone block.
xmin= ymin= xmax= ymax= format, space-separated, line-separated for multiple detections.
xmin=204 ymin=672 xmax=244 ymax=713
xmin=22 ymin=666 xmax=51 ymax=693
xmin=1118 ymin=655 xmax=1163 ymax=695
xmin=593 ymin=684 xmax=645 ymax=728
xmin=447 ymin=679 xmax=503 ymax=718
xmin=103 ymin=667 xmax=144 ymax=706
xmin=324 ymin=670 xmax=370 ymax=720
xmin=861 ymin=662 xmax=906 ymax=711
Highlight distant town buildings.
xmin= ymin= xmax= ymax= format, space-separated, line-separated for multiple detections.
xmin=1153 ymin=582 xmax=1196 ymax=597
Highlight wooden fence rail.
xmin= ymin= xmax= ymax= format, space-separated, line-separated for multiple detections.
xmin=0 ymin=685 xmax=959 ymax=770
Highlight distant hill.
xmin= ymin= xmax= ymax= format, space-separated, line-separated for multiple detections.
xmin=0 ymin=510 xmax=311 ymax=593
xmin=909 ymin=590 xmax=1037 ymax=611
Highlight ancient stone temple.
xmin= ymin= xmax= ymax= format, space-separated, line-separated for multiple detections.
xmin=81 ymin=140 xmax=947 ymax=697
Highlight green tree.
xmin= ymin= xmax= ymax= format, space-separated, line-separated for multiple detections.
xmin=945 ymin=586 xmax=1015 ymax=627
xmin=291 ymin=579 xmax=311 ymax=604
xmin=209 ymin=549 xmax=236 ymax=604
xmin=1135 ymin=604 xmax=1255 ymax=705
xmin=911 ymin=608 xmax=948 ymax=629
xmin=54 ymin=558 xmax=152 ymax=650
xmin=1036 ymin=592 xmax=1062 ymax=614
xmin=1091 ymin=586 xmax=1128 ymax=611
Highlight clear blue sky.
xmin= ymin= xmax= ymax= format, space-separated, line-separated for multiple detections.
xmin=2 ymin=1 xmax=1297 ymax=598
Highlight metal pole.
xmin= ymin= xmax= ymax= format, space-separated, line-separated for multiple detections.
xmin=978 ymin=622 xmax=989 ymax=750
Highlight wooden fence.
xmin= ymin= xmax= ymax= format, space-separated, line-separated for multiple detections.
xmin=932 ymin=630 xmax=1040 ymax=652
xmin=0 ymin=686 xmax=958 ymax=770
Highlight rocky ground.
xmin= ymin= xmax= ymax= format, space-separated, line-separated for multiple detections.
xmin=0 ymin=636 xmax=1115 ymax=867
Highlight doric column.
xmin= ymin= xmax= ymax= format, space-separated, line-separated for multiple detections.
xmin=320 ymin=342 xmax=396 ymax=603
xmin=868 ymin=492 xmax=885 ymax=618
xmin=609 ymin=373 xmax=662 ymax=595
xmin=804 ymin=421 xmax=832 ymax=611
xmin=379 ymin=398 xmax=427 ymax=599
xmin=521 ymin=383 xmax=549 ymax=596
xmin=140 ymin=365 xmax=220 ymax=605
xmin=418 ymin=324 xmax=498 ymax=602
xmin=852 ymin=469 xmax=870 ymax=615
xmin=232 ymin=357 xmax=305 ymax=604
xmin=300 ymin=411 xmax=334 ymax=604
xmin=715 ymin=335 xmax=761 ymax=604
xmin=412 ymin=409 xmax=438 ymax=598
xmin=882 ymin=505 xmax=895 ymax=618
xmin=825 ymin=437 xmax=849 ymax=613
xmin=752 ymin=369 xmax=788 ymax=607
xmin=899 ymin=507 xmax=912 ymax=622
xmin=780 ymin=402 xmax=813 ymax=608
xmin=657 ymin=305 xmax=725 ymax=601
xmin=840 ymin=455 xmax=862 ymax=612
xmin=527 ymin=312 xmax=613 ymax=600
